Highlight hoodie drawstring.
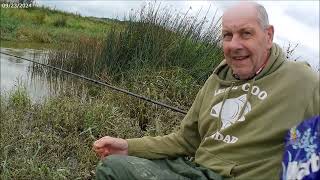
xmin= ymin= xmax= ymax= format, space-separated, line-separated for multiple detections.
xmin=217 ymin=82 xmax=235 ymax=131
xmin=237 ymin=77 xmax=256 ymax=120
xmin=216 ymin=77 xmax=257 ymax=131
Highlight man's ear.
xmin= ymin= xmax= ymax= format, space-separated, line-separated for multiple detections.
xmin=266 ymin=25 xmax=274 ymax=48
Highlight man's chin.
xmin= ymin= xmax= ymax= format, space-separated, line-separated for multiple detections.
xmin=232 ymin=69 xmax=254 ymax=80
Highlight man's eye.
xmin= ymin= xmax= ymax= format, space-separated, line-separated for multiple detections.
xmin=223 ymin=34 xmax=232 ymax=40
xmin=242 ymin=32 xmax=252 ymax=37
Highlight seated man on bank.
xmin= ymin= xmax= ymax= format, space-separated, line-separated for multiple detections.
xmin=93 ymin=2 xmax=319 ymax=180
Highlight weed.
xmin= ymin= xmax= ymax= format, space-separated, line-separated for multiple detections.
xmin=33 ymin=13 xmax=47 ymax=25
xmin=53 ymin=16 xmax=68 ymax=27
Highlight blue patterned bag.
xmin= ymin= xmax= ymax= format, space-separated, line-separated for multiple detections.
xmin=281 ymin=116 xmax=320 ymax=180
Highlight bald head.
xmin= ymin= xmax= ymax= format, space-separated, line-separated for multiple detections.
xmin=221 ymin=2 xmax=274 ymax=80
xmin=223 ymin=2 xmax=269 ymax=29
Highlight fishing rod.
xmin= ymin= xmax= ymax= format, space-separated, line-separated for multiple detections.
xmin=0 ymin=51 xmax=188 ymax=115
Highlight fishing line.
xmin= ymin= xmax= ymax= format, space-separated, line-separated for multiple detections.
xmin=0 ymin=51 xmax=188 ymax=115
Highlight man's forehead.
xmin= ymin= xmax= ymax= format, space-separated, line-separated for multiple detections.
xmin=222 ymin=17 xmax=259 ymax=31
xmin=222 ymin=2 xmax=258 ymax=22
xmin=222 ymin=3 xmax=259 ymax=31
xmin=222 ymin=23 xmax=255 ymax=32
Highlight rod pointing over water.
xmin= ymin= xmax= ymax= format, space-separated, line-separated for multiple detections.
xmin=0 ymin=51 xmax=188 ymax=115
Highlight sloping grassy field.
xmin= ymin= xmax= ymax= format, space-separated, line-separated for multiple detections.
xmin=0 ymin=5 xmax=122 ymax=43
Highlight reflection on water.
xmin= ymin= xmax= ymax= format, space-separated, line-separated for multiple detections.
xmin=1 ymin=43 xmax=91 ymax=103
xmin=0 ymin=47 xmax=51 ymax=102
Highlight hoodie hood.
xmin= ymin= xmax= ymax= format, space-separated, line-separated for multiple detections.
xmin=213 ymin=43 xmax=286 ymax=85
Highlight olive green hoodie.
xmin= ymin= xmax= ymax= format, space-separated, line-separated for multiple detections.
xmin=127 ymin=43 xmax=319 ymax=180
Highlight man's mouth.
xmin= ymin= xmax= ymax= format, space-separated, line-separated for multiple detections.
xmin=232 ymin=55 xmax=250 ymax=60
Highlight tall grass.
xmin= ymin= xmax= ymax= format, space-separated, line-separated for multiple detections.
xmin=33 ymin=3 xmax=224 ymax=131
xmin=45 ymin=3 xmax=223 ymax=104
xmin=52 ymin=15 xmax=68 ymax=27
xmin=45 ymin=36 xmax=104 ymax=76
xmin=105 ymin=4 xmax=223 ymax=82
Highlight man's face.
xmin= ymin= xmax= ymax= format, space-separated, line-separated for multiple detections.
xmin=222 ymin=8 xmax=273 ymax=80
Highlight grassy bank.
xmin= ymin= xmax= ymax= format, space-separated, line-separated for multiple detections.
xmin=0 ymin=5 xmax=121 ymax=43
xmin=0 ymin=85 xmax=184 ymax=179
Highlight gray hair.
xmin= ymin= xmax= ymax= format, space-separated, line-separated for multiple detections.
xmin=255 ymin=3 xmax=269 ymax=29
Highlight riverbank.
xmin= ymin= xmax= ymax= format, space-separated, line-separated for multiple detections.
xmin=0 ymin=83 xmax=184 ymax=179
xmin=0 ymin=6 xmax=122 ymax=43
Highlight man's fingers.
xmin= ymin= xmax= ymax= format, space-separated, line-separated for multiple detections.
xmin=92 ymin=136 xmax=124 ymax=157
xmin=93 ymin=136 xmax=112 ymax=149
xmin=94 ymin=147 xmax=110 ymax=157
xmin=93 ymin=139 xmax=105 ymax=149
xmin=100 ymin=149 xmax=110 ymax=159
xmin=93 ymin=147 xmax=104 ymax=153
xmin=92 ymin=137 xmax=112 ymax=158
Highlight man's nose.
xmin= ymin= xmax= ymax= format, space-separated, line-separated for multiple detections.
xmin=229 ymin=36 xmax=244 ymax=50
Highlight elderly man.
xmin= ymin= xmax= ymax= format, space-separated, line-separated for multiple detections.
xmin=93 ymin=2 xmax=319 ymax=180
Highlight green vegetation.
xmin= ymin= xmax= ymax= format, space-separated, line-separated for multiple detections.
xmin=0 ymin=84 xmax=184 ymax=179
xmin=0 ymin=6 xmax=121 ymax=43
xmin=46 ymin=4 xmax=224 ymax=108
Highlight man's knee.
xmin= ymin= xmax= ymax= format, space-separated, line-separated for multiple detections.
xmin=96 ymin=155 xmax=129 ymax=179
xmin=102 ymin=154 xmax=128 ymax=167
xmin=96 ymin=155 xmax=164 ymax=180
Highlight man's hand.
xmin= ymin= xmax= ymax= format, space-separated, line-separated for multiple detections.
xmin=93 ymin=136 xmax=128 ymax=159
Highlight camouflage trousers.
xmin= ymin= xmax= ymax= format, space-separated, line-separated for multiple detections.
xmin=95 ymin=155 xmax=223 ymax=180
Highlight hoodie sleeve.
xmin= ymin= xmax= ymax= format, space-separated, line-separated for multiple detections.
xmin=126 ymin=85 xmax=206 ymax=159
xmin=303 ymin=66 xmax=320 ymax=117
xmin=305 ymin=78 xmax=319 ymax=116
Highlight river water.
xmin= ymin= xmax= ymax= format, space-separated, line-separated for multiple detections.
xmin=0 ymin=41 xmax=54 ymax=102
